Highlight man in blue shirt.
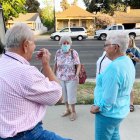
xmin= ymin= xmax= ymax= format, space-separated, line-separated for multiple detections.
xmin=90 ymin=33 xmax=135 ymax=140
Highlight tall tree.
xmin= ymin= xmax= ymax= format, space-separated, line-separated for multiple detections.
xmin=0 ymin=0 xmax=26 ymax=21
xmin=85 ymin=0 xmax=97 ymax=13
xmin=39 ymin=0 xmax=54 ymax=30
xmin=26 ymin=0 xmax=40 ymax=13
xmin=103 ymin=0 xmax=110 ymax=10
xmin=83 ymin=0 xmax=126 ymax=15
xmin=83 ymin=0 xmax=91 ymax=7
xmin=130 ymin=1 xmax=140 ymax=9
xmin=72 ymin=0 xmax=78 ymax=5
xmin=60 ymin=0 xmax=70 ymax=11
xmin=102 ymin=0 xmax=126 ymax=15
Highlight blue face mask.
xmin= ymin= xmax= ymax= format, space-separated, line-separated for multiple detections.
xmin=61 ymin=44 xmax=71 ymax=53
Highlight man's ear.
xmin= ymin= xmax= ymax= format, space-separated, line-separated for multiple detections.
xmin=22 ymin=40 xmax=29 ymax=54
xmin=115 ymin=45 xmax=119 ymax=52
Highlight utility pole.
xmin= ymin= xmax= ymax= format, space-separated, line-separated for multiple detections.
xmin=53 ymin=0 xmax=56 ymax=32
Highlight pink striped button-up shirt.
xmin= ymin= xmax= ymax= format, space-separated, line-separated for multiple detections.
xmin=0 ymin=51 xmax=62 ymax=138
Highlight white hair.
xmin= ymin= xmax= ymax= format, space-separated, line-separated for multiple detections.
xmin=5 ymin=22 xmax=34 ymax=48
xmin=59 ymin=35 xmax=72 ymax=45
xmin=106 ymin=33 xmax=129 ymax=53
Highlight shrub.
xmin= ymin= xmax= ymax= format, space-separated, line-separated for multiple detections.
xmin=95 ymin=13 xmax=115 ymax=29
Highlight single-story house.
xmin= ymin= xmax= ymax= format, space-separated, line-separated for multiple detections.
xmin=6 ymin=13 xmax=47 ymax=35
xmin=114 ymin=7 xmax=140 ymax=28
xmin=55 ymin=5 xmax=96 ymax=34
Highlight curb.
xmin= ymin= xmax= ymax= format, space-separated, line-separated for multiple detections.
xmin=35 ymin=35 xmax=94 ymax=40
xmin=35 ymin=35 xmax=140 ymax=41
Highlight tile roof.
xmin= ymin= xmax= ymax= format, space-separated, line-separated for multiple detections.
xmin=8 ymin=13 xmax=39 ymax=22
xmin=114 ymin=9 xmax=140 ymax=23
xmin=56 ymin=5 xmax=94 ymax=18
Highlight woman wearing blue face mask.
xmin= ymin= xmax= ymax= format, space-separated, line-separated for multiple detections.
xmin=53 ymin=35 xmax=81 ymax=121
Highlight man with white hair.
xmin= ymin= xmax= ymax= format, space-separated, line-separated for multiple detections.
xmin=0 ymin=23 xmax=72 ymax=140
xmin=90 ymin=33 xmax=135 ymax=140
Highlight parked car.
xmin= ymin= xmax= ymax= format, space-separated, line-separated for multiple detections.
xmin=50 ymin=27 xmax=88 ymax=41
xmin=94 ymin=24 xmax=140 ymax=40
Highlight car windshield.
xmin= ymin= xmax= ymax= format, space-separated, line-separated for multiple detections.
xmin=60 ymin=28 xmax=69 ymax=32
xmin=105 ymin=26 xmax=112 ymax=30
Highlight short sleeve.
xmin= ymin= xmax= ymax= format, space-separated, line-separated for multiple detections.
xmin=73 ymin=50 xmax=80 ymax=65
xmin=54 ymin=49 xmax=60 ymax=62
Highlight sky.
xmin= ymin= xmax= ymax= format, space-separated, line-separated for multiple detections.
xmin=38 ymin=0 xmax=86 ymax=11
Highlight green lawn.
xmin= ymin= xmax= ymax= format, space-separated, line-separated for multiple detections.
xmin=77 ymin=82 xmax=140 ymax=105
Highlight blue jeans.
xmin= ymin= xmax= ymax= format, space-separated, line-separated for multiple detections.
xmin=0 ymin=122 xmax=72 ymax=140
xmin=95 ymin=113 xmax=123 ymax=140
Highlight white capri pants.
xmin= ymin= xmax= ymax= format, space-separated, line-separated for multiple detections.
xmin=60 ymin=80 xmax=78 ymax=104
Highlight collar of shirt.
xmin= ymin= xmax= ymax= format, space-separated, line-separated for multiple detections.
xmin=4 ymin=51 xmax=30 ymax=65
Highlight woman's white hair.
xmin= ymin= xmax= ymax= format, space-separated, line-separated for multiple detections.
xmin=59 ymin=35 xmax=72 ymax=45
xmin=5 ymin=22 xmax=34 ymax=48
xmin=106 ymin=33 xmax=129 ymax=53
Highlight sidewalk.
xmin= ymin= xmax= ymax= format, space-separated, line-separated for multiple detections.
xmin=43 ymin=105 xmax=140 ymax=140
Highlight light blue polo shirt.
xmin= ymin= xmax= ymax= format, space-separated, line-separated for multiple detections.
xmin=94 ymin=56 xmax=135 ymax=119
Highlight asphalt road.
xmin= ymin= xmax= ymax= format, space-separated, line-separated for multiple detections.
xmin=32 ymin=36 xmax=140 ymax=79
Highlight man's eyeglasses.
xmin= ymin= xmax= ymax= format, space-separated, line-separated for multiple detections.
xmin=104 ymin=44 xmax=118 ymax=47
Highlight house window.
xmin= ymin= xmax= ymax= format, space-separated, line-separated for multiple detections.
xmin=82 ymin=21 xmax=86 ymax=28
xmin=63 ymin=21 xmax=68 ymax=27
xmin=73 ymin=23 xmax=76 ymax=26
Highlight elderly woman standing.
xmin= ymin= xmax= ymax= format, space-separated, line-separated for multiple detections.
xmin=54 ymin=35 xmax=81 ymax=121
xmin=126 ymin=37 xmax=140 ymax=112
xmin=90 ymin=34 xmax=135 ymax=140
